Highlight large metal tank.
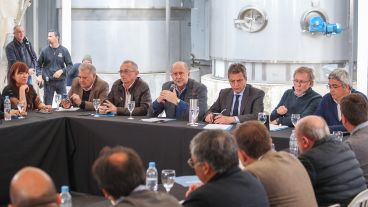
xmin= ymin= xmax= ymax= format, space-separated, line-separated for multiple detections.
xmin=209 ymin=0 xmax=350 ymax=82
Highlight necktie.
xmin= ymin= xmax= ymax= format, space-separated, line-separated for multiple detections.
xmin=232 ymin=95 xmax=240 ymax=116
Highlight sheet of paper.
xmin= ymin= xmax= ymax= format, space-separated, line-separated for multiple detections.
xmin=141 ymin=118 xmax=176 ymax=123
xmin=203 ymin=124 xmax=232 ymax=130
xmin=55 ymin=107 xmax=80 ymax=112
xmin=175 ymin=175 xmax=201 ymax=187
xmin=269 ymin=124 xmax=289 ymax=131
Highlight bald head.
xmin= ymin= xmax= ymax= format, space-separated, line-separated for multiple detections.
xmin=296 ymin=115 xmax=330 ymax=141
xmin=10 ymin=167 xmax=58 ymax=207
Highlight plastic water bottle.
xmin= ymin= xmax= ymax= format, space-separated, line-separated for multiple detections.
xmin=289 ymin=130 xmax=299 ymax=156
xmin=146 ymin=162 xmax=158 ymax=191
xmin=60 ymin=185 xmax=72 ymax=207
xmin=4 ymin=96 xmax=11 ymax=121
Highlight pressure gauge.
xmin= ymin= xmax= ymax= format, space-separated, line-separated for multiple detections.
xmin=234 ymin=6 xmax=268 ymax=33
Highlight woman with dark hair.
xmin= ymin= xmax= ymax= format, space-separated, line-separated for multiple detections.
xmin=2 ymin=62 xmax=51 ymax=115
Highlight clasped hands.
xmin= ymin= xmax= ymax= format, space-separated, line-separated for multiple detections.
xmin=205 ymin=113 xmax=235 ymax=124
xmin=157 ymin=90 xmax=179 ymax=105
xmin=98 ymin=100 xmax=117 ymax=114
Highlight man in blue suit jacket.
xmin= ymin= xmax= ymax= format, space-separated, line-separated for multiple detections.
xmin=315 ymin=69 xmax=367 ymax=132
xmin=204 ymin=63 xmax=265 ymax=124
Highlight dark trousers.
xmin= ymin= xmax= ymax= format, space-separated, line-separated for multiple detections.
xmin=44 ymin=80 xmax=66 ymax=105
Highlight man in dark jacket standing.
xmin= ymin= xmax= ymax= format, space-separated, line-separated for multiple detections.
xmin=6 ymin=25 xmax=37 ymax=84
xmin=296 ymin=115 xmax=366 ymax=207
xmin=36 ymin=30 xmax=73 ymax=105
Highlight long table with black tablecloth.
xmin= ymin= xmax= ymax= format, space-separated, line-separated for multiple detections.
xmin=0 ymin=112 xmax=292 ymax=204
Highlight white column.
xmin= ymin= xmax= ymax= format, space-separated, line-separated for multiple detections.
xmin=61 ymin=0 xmax=71 ymax=53
xmin=357 ymin=0 xmax=368 ymax=95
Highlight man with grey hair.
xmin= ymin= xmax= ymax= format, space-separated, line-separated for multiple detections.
xmin=66 ymin=54 xmax=93 ymax=86
xmin=183 ymin=130 xmax=269 ymax=207
xmin=315 ymin=68 xmax=367 ymax=132
xmin=9 ymin=167 xmax=60 ymax=207
xmin=101 ymin=60 xmax=152 ymax=116
xmin=296 ymin=115 xmax=366 ymax=207
xmin=150 ymin=61 xmax=207 ymax=120
xmin=68 ymin=63 xmax=109 ymax=111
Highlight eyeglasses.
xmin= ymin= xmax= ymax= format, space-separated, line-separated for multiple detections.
xmin=187 ymin=158 xmax=200 ymax=168
xmin=293 ymin=79 xmax=310 ymax=85
xmin=327 ymin=84 xmax=344 ymax=89
xmin=118 ymin=70 xmax=135 ymax=74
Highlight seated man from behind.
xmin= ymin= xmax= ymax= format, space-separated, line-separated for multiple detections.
xmin=149 ymin=61 xmax=207 ymax=120
xmin=234 ymin=121 xmax=317 ymax=207
xmin=341 ymin=93 xmax=368 ymax=185
xmin=315 ymin=68 xmax=367 ymax=132
xmin=204 ymin=63 xmax=265 ymax=124
xmin=100 ymin=60 xmax=152 ymax=116
xmin=296 ymin=115 xmax=366 ymax=206
xmin=68 ymin=63 xmax=109 ymax=111
xmin=183 ymin=130 xmax=269 ymax=207
xmin=9 ymin=167 xmax=60 ymax=207
xmin=270 ymin=66 xmax=321 ymax=127
xmin=92 ymin=146 xmax=181 ymax=207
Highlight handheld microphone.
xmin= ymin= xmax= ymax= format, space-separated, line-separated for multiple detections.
xmin=169 ymin=84 xmax=175 ymax=92
xmin=24 ymin=36 xmax=29 ymax=45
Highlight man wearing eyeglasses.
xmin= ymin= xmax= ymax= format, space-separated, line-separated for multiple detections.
xmin=149 ymin=61 xmax=207 ymax=120
xmin=100 ymin=60 xmax=151 ymax=116
xmin=270 ymin=67 xmax=322 ymax=127
xmin=183 ymin=130 xmax=269 ymax=207
xmin=315 ymin=68 xmax=367 ymax=132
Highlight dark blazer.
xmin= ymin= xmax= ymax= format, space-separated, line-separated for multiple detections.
xmin=183 ymin=167 xmax=269 ymax=207
xmin=115 ymin=190 xmax=182 ymax=207
xmin=149 ymin=78 xmax=207 ymax=121
xmin=206 ymin=84 xmax=265 ymax=122
xmin=68 ymin=75 xmax=109 ymax=111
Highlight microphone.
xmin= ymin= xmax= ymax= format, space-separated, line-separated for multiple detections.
xmin=24 ymin=36 xmax=29 ymax=45
xmin=169 ymin=84 xmax=175 ymax=92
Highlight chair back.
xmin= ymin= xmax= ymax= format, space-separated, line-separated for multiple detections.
xmin=348 ymin=189 xmax=368 ymax=207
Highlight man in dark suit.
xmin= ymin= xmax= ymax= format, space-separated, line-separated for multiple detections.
xmin=150 ymin=61 xmax=207 ymax=121
xmin=341 ymin=93 xmax=368 ymax=185
xmin=205 ymin=63 xmax=265 ymax=124
xmin=68 ymin=63 xmax=109 ymax=111
xmin=92 ymin=146 xmax=181 ymax=207
xmin=183 ymin=130 xmax=269 ymax=207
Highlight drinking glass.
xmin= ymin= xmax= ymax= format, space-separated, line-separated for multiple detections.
xmin=188 ymin=106 xmax=199 ymax=126
xmin=332 ymin=131 xmax=343 ymax=142
xmin=161 ymin=169 xmax=176 ymax=192
xmin=258 ymin=112 xmax=267 ymax=124
xmin=93 ymin=99 xmax=101 ymax=117
xmin=17 ymin=101 xmax=26 ymax=119
xmin=54 ymin=94 xmax=62 ymax=111
xmin=291 ymin=114 xmax=301 ymax=127
xmin=127 ymin=101 xmax=135 ymax=119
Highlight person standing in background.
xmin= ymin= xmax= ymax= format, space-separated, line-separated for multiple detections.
xmin=36 ymin=30 xmax=73 ymax=105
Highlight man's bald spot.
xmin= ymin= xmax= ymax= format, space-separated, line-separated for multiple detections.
xmin=296 ymin=115 xmax=329 ymax=141
xmin=171 ymin=61 xmax=189 ymax=72
xmin=10 ymin=167 xmax=57 ymax=207
xmin=108 ymin=152 xmax=128 ymax=166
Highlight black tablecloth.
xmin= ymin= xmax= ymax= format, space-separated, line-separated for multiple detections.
xmin=0 ymin=112 xmax=292 ymax=204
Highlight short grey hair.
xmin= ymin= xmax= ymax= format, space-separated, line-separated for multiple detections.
xmin=328 ymin=68 xmax=351 ymax=87
xmin=122 ymin=60 xmax=138 ymax=71
xmin=79 ymin=63 xmax=96 ymax=75
xmin=171 ymin=61 xmax=189 ymax=72
xmin=190 ymin=130 xmax=238 ymax=173
xmin=296 ymin=115 xmax=330 ymax=141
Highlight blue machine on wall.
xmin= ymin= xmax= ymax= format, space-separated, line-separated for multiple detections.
xmin=308 ymin=15 xmax=342 ymax=35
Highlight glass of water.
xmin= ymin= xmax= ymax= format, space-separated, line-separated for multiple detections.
xmin=93 ymin=99 xmax=101 ymax=117
xmin=127 ymin=101 xmax=135 ymax=119
xmin=258 ymin=112 xmax=267 ymax=124
xmin=54 ymin=94 xmax=62 ymax=111
xmin=291 ymin=114 xmax=301 ymax=127
xmin=161 ymin=169 xmax=176 ymax=193
xmin=17 ymin=101 xmax=26 ymax=119
xmin=189 ymin=106 xmax=200 ymax=126
xmin=332 ymin=131 xmax=343 ymax=142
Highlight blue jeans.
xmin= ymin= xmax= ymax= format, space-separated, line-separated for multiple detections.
xmin=44 ymin=79 xmax=66 ymax=105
